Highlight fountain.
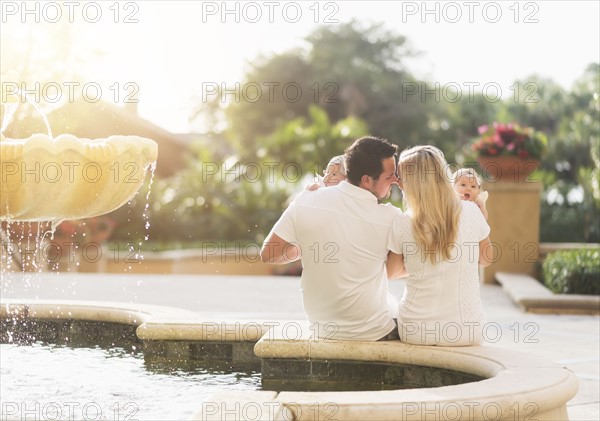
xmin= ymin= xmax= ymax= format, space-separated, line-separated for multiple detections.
xmin=0 ymin=71 xmax=156 ymax=223
xmin=0 ymin=131 xmax=157 ymax=272
xmin=0 ymin=100 xmax=273 ymax=418
xmin=0 ymin=80 xmax=158 ymax=269
xmin=1 ymin=133 xmax=157 ymax=222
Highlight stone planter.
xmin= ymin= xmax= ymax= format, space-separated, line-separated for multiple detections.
xmin=477 ymin=156 xmax=539 ymax=183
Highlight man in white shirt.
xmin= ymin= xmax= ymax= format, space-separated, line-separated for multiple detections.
xmin=260 ymin=137 xmax=403 ymax=341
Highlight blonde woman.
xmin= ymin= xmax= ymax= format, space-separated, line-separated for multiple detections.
xmin=387 ymin=145 xmax=493 ymax=346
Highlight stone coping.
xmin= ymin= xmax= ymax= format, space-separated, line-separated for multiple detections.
xmin=137 ymin=319 xmax=294 ymax=342
xmin=0 ymin=299 xmax=291 ymax=342
xmin=538 ymin=242 xmax=600 ymax=260
xmin=1 ymin=300 xmax=579 ymax=420
xmin=121 ymin=247 xmax=261 ymax=259
xmin=496 ymin=272 xmax=600 ymax=314
xmin=539 ymin=242 xmax=600 ymax=254
xmin=243 ymin=322 xmax=579 ymax=421
xmin=0 ymin=299 xmax=199 ymax=325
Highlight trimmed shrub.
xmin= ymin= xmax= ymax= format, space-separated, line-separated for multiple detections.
xmin=542 ymin=249 xmax=600 ymax=295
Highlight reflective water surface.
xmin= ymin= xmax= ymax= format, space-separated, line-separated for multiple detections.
xmin=0 ymin=342 xmax=261 ymax=420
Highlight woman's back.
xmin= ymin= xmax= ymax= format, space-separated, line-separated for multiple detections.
xmin=390 ymin=201 xmax=490 ymax=346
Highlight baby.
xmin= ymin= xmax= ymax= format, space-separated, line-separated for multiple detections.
xmin=452 ymin=168 xmax=489 ymax=220
xmin=307 ymin=155 xmax=347 ymax=190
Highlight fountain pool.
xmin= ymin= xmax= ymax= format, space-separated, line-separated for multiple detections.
xmin=0 ymin=299 xmax=579 ymax=420
xmin=0 ymin=342 xmax=261 ymax=420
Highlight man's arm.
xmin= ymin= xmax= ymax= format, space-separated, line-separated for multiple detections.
xmin=386 ymin=251 xmax=408 ymax=279
xmin=260 ymin=232 xmax=301 ymax=264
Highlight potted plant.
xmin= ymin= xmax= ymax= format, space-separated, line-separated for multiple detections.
xmin=471 ymin=122 xmax=547 ymax=181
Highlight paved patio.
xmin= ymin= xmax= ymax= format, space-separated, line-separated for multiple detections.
xmin=1 ymin=272 xmax=598 ymax=420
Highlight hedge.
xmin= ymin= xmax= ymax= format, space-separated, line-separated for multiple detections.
xmin=542 ymin=249 xmax=600 ymax=295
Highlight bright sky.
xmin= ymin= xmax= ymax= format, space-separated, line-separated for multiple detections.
xmin=1 ymin=0 xmax=599 ymax=133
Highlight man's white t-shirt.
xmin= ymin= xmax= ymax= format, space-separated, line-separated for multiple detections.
xmin=270 ymin=181 xmax=402 ymax=341
xmin=387 ymin=201 xmax=490 ymax=346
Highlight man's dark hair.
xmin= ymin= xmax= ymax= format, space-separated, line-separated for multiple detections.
xmin=344 ymin=136 xmax=398 ymax=186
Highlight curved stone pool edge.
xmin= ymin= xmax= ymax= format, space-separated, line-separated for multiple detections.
xmin=1 ymin=300 xmax=578 ymax=420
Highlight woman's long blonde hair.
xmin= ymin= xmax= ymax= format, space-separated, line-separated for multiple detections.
xmin=399 ymin=145 xmax=461 ymax=264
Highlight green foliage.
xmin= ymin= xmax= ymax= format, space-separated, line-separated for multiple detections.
xmin=215 ymin=52 xmax=316 ymax=159
xmin=195 ymin=21 xmax=431 ymax=158
xmin=499 ymin=76 xmax=571 ymax=136
xmin=110 ymin=140 xmax=293 ymax=244
xmin=259 ymin=105 xmax=368 ymax=175
xmin=444 ymin=93 xmax=501 ymax=161
xmin=304 ymin=22 xmax=429 ymax=146
xmin=591 ymin=142 xmax=600 ymax=209
xmin=542 ymin=249 xmax=600 ymax=295
xmin=540 ymin=201 xmax=600 ymax=243
xmin=533 ymin=64 xmax=600 ymax=242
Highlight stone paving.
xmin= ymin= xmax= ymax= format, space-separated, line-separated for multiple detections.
xmin=1 ymin=272 xmax=598 ymax=420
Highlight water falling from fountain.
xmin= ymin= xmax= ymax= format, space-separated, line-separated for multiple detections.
xmin=1 ymin=81 xmax=158 ymax=290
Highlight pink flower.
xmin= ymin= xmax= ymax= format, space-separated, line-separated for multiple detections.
xmin=471 ymin=121 xmax=546 ymax=160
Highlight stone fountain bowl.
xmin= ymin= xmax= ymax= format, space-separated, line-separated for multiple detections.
xmin=0 ymin=134 xmax=158 ymax=222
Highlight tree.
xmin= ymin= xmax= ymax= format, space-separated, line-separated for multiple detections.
xmin=528 ymin=64 xmax=600 ymax=242
xmin=193 ymin=21 xmax=432 ymax=160
xmin=259 ymin=105 xmax=368 ymax=176
xmin=433 ymin=92 xmax=501 ymax=162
